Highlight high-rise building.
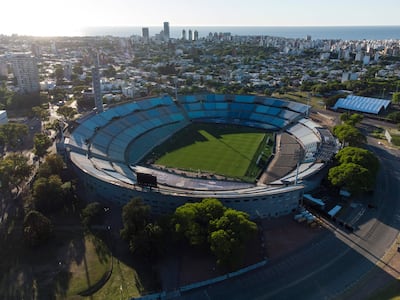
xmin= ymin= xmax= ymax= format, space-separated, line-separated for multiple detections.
xmin=182 ymin=29 xmax=186 ymax=40
xmin=194 ymin=30 xmax=199 ymax=41
xmin=142 ymin=27 xmax=149 ymax=41
xmin=188 ymin=29 xmax=193 ymax=41
xmin=10 ymin=53 xmax=40 ymax=94
xmin=63 ymin=62 xmax=72 ymax=81
xmin=163 ymin=21 xmax=170 ymax=41
xmin=0 ymin=55 xmax=8 ymax=77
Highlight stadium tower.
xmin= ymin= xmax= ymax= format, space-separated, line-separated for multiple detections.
xmin=92 ymin=51 xmax=103 ymax=113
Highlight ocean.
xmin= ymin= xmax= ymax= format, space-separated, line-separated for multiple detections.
xmin=81 ymin=26 xmax=400 ymax=40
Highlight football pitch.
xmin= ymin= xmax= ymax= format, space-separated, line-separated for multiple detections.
xmin=148 ymin=123 xmax=273 ymax=181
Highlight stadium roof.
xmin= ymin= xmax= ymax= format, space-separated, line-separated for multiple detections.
xmin=332 ymin=95 xmax=391 ymax=115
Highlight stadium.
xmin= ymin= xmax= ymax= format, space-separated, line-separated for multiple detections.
xmin=63 ymin=94 xmax=337 ymax=219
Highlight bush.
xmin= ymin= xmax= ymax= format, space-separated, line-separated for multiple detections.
xmin=391 ymin=135 xmax=400 ymax=146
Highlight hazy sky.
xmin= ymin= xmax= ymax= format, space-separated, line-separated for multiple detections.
xmin=2 ymin=0 xmax=400 ymax=36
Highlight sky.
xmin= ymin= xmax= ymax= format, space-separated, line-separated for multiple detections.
xmin=2 ymin=0 xmax=400 ymax=36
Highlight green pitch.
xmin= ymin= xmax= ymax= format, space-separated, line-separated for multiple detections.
xmin=148 ymin=123 xmax=273 ymax=181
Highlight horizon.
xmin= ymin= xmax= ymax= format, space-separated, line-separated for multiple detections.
xmin=2 ymin=0 xmax=400 ymax=37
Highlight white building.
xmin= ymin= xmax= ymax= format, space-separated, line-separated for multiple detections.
xmin=10 ymin=53 xmax=40 ymax=94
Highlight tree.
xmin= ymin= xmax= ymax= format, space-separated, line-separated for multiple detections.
xmin=210 ymin=208 xmax=257 ymax=267
xmin=392 ymin=92 xmax=400 ymax=104
xmin=32 ymin=106 xmax=49 ymax=122
xmin=339 ymin=112 xmax=351 ymax=123
xmin=33 ymin=133 xmax=52 ymax=158
xmin=129 ymin=222 xmax=165 ymax=258
xmin=340 ymin=113 xmax=363 ymax=126
xmin=120 ymin=197 xmax=151 ymax=241
xmin=0 ymin=123 xmax=28 ymax=150
xmin=335 ymin=147 xmax=379 ymax=176
xmin=38 ymin=154 xmax=64 ymax=178
xmin=172 ymin=198 xmax=225 ymax=247
xmin=387 ymin=111 xmax=400 ymax=123
xmin=328 ymin=162 xmax=374 ymax=194
xmin=333 ymin=124 xmax=366 ymax=146
xmin=0 ymin=153 xmax=33 ymax=194
xmin=23 ymin=210 xmax=53 ymax=247
xmin=57 ymin=106 xmax=77 ymax=121
xmin=73 ymin=64 xmax=83 ymax=75
xmin=119 ymin=198 xmax=166 ymax=259
xmin=81 ymin=202 xmax=105 ymax=228
xmin=171 ymin=198 xmax=257 ymax=268
xmin=209 ymin=229 xmax=234 ymax=266
xmin=324 ymin=93 xmax=347 ymax=108
xmin=33 ymin=175 xmax=65 ymax=212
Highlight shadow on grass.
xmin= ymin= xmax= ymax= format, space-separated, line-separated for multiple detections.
xmin=0 ymin=199 xmax=86 ymax=300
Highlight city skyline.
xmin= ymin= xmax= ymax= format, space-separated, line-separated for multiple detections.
xmin=2 ymin=0 xmax=400 ymax=37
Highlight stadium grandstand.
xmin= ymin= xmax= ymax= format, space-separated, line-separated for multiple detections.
xmin=62 ymin=94 xmax=338 ymax=219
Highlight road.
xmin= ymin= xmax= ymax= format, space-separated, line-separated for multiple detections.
xmin=178 ymin=137 xmax=400 ymax=300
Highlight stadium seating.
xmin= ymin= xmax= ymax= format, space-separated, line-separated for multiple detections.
xmin=67 ymin=94 xmax=312 ymax=188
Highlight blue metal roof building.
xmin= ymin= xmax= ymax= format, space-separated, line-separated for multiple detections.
xmin=332 ymin=95 xmax=391 ymax=115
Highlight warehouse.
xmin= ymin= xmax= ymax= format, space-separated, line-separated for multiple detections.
xmin=333 ymin=95 xmax=391 ymax=115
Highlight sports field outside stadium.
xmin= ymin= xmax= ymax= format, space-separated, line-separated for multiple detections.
xmin=145 ymin=123 xmax=273 ymax=181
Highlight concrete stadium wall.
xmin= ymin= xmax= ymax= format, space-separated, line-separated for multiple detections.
xmin=70 ymin=158 xmax=303 ymax=219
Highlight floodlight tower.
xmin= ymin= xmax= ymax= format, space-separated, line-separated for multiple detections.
xmin=92 ymin=51 xmax=103 ymax=113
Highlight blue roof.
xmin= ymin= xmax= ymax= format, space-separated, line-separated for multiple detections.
xmin=333 ymin=95 xmax=391 ymax=114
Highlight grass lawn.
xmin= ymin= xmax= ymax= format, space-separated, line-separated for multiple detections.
xmin=150 ymin=123 xmax=272 ymax=180
xmin=272 ymin=91 xmax=326 ymax=109
xmin=59 ymin=235 xmax=112 ymax=298
xmin=91 ymin=259 xmax=142 ymax=300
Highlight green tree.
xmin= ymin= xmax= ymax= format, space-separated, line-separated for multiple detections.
xmin=0 ymin=123 xmax=28 ymax=150
xmin=340 ymin=113 xmax=364 ymax=126
xmin=120 ymin=197 xmax=168 ymax=259
xmin=333 ymin=124 xmax=366 ymax=146
xmin=73 ymin=64 xmax=83 ymax=75
xmin=38 ymin=154 xmax=64 ymax=178
xmin=335 ymin=147 xmax=379 ymax=176
xmin=172 ymin=198 xmax=257 ymax=268
xmin=33 ymin=175 xmax=65 ymax=212
xmin=392 ymin=92 xmax=400 ymax=104
xmin=209 ymin=229 xmax=234 ymax=266
xmin=32 ymin=106 xmax=49 ymax=122
xmin=33 ymin=133 xmax=52 ymax=158
xmin=120 ymin=197 xmax=151 ymax=241
xmin=387 ymin=111 xmax=400 ymax=123
xmin=210 ymin=208 xmax=257 ymax=267
xmin=23 ymin=210 xmax=53 ymax=247
xmin=172 ymin=198 xmax=225 ymax=247
xmin=102 ymin=65 xmax=117 ymax=78
xmin=324 ymin=94 xmax=346 ymax=108
xmin=57 ymin=106 xmax=77 ymax=121
xmin=129 ymin=222 xmax=165 ymax=259
xmin=328 ymin=162 xmax=374 ymax=194
xmin=81 ymin=202 xmax=105 ymax=228
xmin=0 ymin=153 xmax=33 ymax=193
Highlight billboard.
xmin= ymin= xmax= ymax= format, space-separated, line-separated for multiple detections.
xmin=137 ymin=172 xmax=157 ymax=188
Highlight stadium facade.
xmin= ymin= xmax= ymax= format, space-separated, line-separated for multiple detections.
xmin=63 ymin=94 xmax=337 ymax=219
